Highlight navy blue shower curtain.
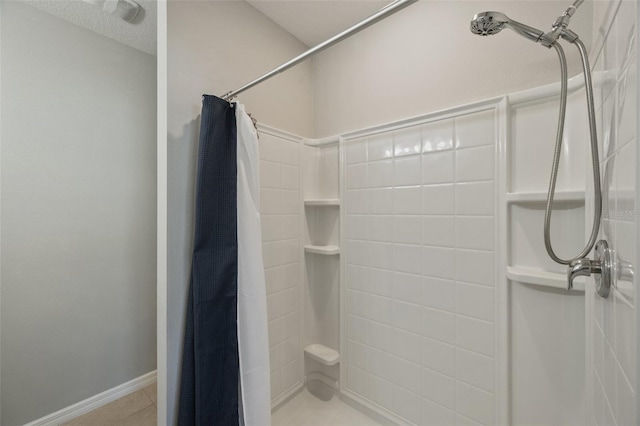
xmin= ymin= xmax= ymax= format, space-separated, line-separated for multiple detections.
xmin=178 ymin=95 xmax=239 ymax=426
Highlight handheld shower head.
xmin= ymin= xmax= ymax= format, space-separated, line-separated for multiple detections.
xmin=470 ymin=11 xmax=545 ymax=43
xmin=470 ymin=11 xmax=509 ymax=36
xmin=470 ymin=3 xmax=606 ymax=277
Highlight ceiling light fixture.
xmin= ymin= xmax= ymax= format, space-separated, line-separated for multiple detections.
xmin=82 ymin=0 xmax=140 ymax=23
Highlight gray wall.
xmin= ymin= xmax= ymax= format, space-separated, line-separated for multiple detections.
xmin=0 ymin=3 xmax=157 ymax=425
xmin=311 ymin=0 xmax=593 ymax=137
xmin=166 ymin=1 xmax=313 ymax=424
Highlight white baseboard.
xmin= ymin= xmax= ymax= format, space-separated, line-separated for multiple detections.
xmin=23 ymin=370 xmax=157 ymax=426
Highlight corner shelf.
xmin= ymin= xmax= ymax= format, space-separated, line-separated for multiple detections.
xmin=304 ymin=245 xmax=340 ymax=255
xmin=304 ymin=199 xmax=340 ymax=206
xmin=507 ymin=190 xmax=585 ymax=205
xmin=506 ymin=265 xmax=585 ymax=291
xmin=304 ymin=344 xmax=340 ymax=366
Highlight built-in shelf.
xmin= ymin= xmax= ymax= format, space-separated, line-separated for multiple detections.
xmin=506 ymin=265 xmax=585 ymax=291
xmin=304 ymin=344 xmax=340 ymax=366
xmin=304 ymin=245 xmax=340 ymax=255
xmin=507 ymin=190 xmax=585 ymax=205
xmin=304 ymin=199 xmax=340 ymax=206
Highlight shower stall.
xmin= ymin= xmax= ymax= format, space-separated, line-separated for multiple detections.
xmin=165 ymin=0 xmax=639 ymax=425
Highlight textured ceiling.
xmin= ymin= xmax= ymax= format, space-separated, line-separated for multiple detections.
xmin=19 ymin=0 xmax=157 ymax=55
xmin=247 ymin=0 xmax=391 ymax=47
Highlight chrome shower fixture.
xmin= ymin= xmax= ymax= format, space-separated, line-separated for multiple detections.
xmin=470 ymin=0 xmax=583 ymax=47
xmin=471 ymin=0 xmax=611 ymax=297
xmin=470 ymin=11 xmax=544 ymax=43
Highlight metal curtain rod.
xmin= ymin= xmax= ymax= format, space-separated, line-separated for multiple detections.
xmin=221 ymin=0 xmax=419 ymax=100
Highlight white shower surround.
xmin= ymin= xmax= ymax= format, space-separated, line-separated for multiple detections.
xmin=340 ymin=99 xmax=505 ymax=426
xmin=257 ymin=127 xmax=306 ymax=407
xmin=257 ymin=67 xmax=629 ymax=425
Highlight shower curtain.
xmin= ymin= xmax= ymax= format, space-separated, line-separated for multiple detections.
xmin=178 ymin=95 xmax=271 ymax=426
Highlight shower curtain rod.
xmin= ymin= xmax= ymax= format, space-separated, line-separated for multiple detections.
xmin=221 ymin=0 xmax=419 ymax=100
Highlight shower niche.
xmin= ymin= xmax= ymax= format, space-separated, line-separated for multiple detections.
xmin=507 ymin=84 xmax=587 ymax=289
xmin=301 ymin=140 xmax=341 ymax=397
xmin=506 ymin=79 xmax=590 ymax=425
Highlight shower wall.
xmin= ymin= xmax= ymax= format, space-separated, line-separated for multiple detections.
xmin=343 ymin=107 xmax=499 ymax=425
xmin=259 ymin=129 xmax=304 ymax=403
xmin=336 ymin=72 xmax=603 ymax=426
xmin=0 ymin=3 xmax=157 ymax=425
xmin=588 ymin=1 xmax=638 ymax=425
xmin=309 ymin=2 xmax=617 ymax=426
xmin=507 ymin=82 xmax=588 ymax=425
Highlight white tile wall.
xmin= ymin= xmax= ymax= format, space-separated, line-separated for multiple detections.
xmin=260 ymin=133 xmax=303 ymax=401
xmin=590 ymin=1 xmax=638 ymax=425
xmin=344 ymin=109 xmax=497 ymax=425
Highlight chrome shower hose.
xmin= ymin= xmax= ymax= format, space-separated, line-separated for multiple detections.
xmin=545 ymin=39 xmax=602 ymax=265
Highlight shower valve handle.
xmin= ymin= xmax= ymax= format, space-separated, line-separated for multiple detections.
xmin=567 ymin=258 xmax=600 ymax=289
xmin=566 ymin=240 xmax=611 ymax=298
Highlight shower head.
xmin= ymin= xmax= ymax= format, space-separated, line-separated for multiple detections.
xmin=470 ymin=11 xmax=508 ymax=36
xmin=470 ymin=11 xmax=545 ymax=44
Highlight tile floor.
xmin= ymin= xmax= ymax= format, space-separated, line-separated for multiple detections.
xmin=61 ymin=383 xmax=157 ymax=426
xmin=271 ymin=389 xmax=382 ymax=426
xmin=63 ymin=385 xmax=379 ymax=426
